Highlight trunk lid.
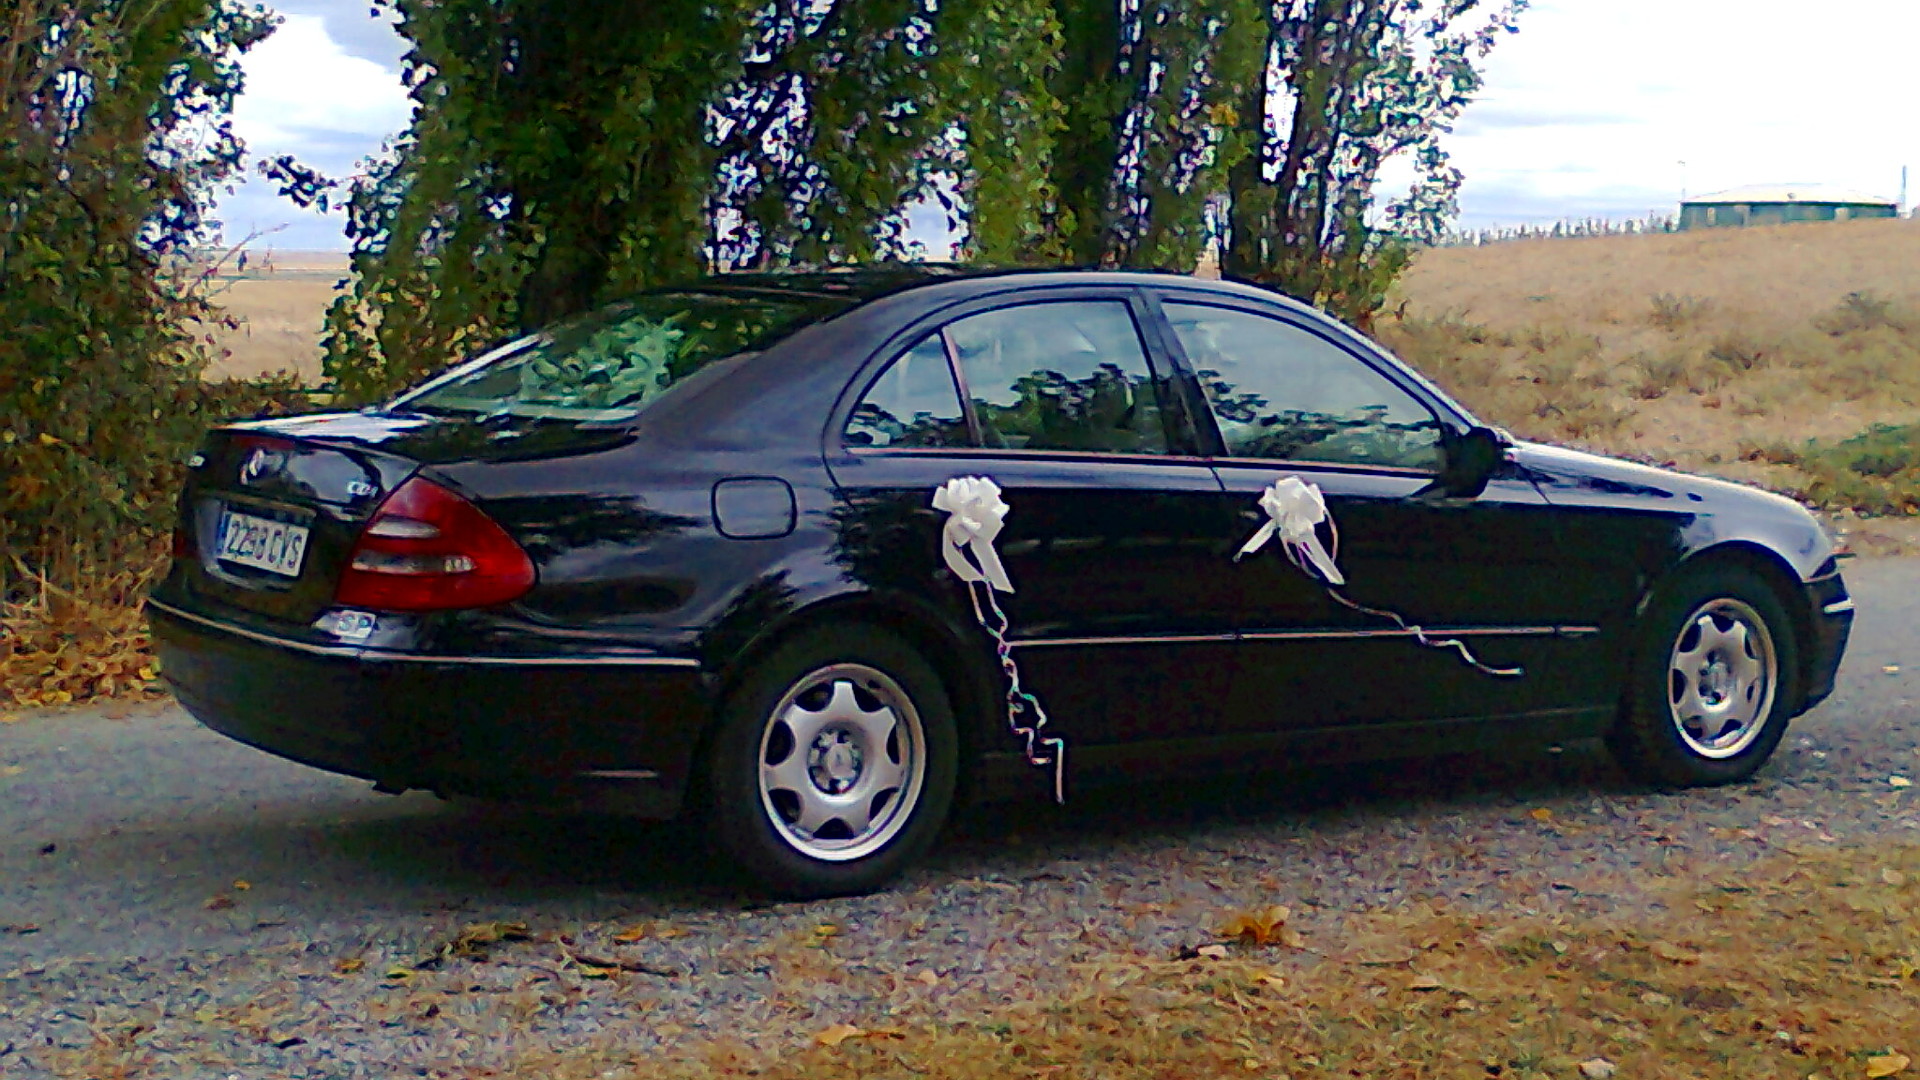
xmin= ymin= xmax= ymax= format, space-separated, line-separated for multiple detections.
xmin=174 ymin=411 xmax=629 ymax=625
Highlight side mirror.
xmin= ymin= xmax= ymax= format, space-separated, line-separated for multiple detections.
xmin=1435 ymin=425 xmax=1508 ymax=498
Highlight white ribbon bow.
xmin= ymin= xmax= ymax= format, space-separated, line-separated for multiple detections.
xmin=933 ymin=476 xmax=1015 ymax=593
xmin=1236 ymin=476 xmax=1345 ymax=586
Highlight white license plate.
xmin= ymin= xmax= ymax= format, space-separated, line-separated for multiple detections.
xmin=216 ymin=508 xmax=310 ymax=577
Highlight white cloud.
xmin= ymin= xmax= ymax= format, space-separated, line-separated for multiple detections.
xmin=214 ymin=13 xmax=411 ymax=250
xmin=1449 ymin=0 xmax=1920 ymax=225
xmin=233 ymin=14 xmax=412 ymax=155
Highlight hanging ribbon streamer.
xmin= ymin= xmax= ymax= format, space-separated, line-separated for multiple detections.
xmin=932 ymin=477 xmax=1066 ymax=803
xmin=1237 ymin=476 xmax=1524 ymax=679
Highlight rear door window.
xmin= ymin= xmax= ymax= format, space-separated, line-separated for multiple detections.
xmin=846 ymin=299 xmax=1174 ymax=456
xmin=948 ymin=301 xmax=1170 ymax=455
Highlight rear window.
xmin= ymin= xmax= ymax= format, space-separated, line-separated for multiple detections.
xmin=392 ymin=290 xmax=846 ymax=422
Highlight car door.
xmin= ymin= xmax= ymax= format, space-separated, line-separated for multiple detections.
xmin=825 ymin=288 xmax=1249 ymax=750
xmin=1146 ymin=291 xmax=1612 ymax=736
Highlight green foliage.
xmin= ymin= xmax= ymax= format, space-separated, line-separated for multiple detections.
xmin=1792 ymin=422 xmax=1920 ymax=515
xmin=303 ymin=0 xmax=1526 ymax=402
xmin=0 ymin=0 xmax=292 ymax=600
xmin=1224 ymin=0 xmax=1528 ymax=325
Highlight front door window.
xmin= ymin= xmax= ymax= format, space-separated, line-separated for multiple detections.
xmin=1164 ymin=303 xmax=1443 ymax=470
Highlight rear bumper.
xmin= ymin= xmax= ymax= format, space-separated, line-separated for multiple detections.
xmin=1798 ymin=576 xmax=1853 ymax=714
xmin=148 ymin=600 xmax=709 ymax=818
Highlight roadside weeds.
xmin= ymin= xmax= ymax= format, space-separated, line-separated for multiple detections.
xmin=484 ymin=838 xmax=1920 ymax=1080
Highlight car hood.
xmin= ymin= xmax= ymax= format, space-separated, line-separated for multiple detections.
xmin=1510 ymin=441 xmax=1798 ymax=511
xmin=1509 ymin=439 xmax=1834 ymax=578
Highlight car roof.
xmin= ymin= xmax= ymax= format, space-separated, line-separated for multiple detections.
xmin=676 ymin=265 xmax=1307 ymax=312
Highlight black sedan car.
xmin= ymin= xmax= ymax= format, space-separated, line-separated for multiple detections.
xmin=150 ymin=268 xmax=1854 ymax=898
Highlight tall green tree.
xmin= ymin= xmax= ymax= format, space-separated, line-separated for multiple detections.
xmin=0 ymin=0 xmax=277 ymax=595
xmin=310 ymin=0 xmax=1523 ymax=401
xmin=1220 ymin=0 xmax=1524 ymax=323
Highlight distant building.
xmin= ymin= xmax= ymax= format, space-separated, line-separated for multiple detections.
xmin=1679 ymin=184 xmax=1898 ymax=230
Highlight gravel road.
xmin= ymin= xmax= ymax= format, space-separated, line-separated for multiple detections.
xmin=3 ymin=558 xmax=1917 ymax=1077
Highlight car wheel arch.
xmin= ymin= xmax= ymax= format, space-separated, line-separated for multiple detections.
xmin=702 ymin=590 xmax=1003 ymax=777
xmin=1646 ymin=541 xmax=1815 ymax=708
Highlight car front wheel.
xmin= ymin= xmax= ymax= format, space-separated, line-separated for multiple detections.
xmin=1610 ymin=564 xmax=1800 ymax=787
xmin=699 ymin=624 xmax=958 ymax=899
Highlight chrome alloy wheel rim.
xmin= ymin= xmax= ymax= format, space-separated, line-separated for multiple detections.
xmin=1666 ymin=598 xmax=1777 ymax=759
xmin=757 ymin=663 xmax=926 ymax=862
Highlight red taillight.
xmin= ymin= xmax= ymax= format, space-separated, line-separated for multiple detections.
xmin=334 ymin=477 xmax=535 ymax=612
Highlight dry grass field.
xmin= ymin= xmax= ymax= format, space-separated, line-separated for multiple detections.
xmin=1378 ymin=217 xmax=1920 ymax=550
xmin=199 ymin=249 xmax=346 ymax=382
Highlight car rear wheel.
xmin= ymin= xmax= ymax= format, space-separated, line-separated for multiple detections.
xmin=699 ymin=624 xmax=958 ymax=899
xmin=1609 ymin=564 xmax=1800 ymax=787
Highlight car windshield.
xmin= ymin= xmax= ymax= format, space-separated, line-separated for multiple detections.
xmin=392 ymin=290 xmax=847 ymax=422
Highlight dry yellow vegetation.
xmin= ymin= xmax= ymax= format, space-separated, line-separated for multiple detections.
xmin=199 ymin=250 xmax=346 ymax=382
xmin=1377 ymin=217 xmax=1920 ymax=550
xmin=486 ymin=837 xmax=1920 ymax=1080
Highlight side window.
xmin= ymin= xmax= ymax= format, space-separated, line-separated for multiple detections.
xmin=1165 ymin=302 xmax=1443 ymax=470
xmin=946 ymin=301 xmax=1170 ymax=455
xmin=845 ymin=333 xmax=969 ymax=448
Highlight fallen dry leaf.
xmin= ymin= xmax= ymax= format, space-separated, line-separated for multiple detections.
xmin=1578 ymin=1057 xmax=1617 ymax=1079
xmin=1650 ymin=940 xmax=1701 ymax=964
xmin=0 ymin=765 xmax=21 ymax=777
xmin=1529 ymin=807 xmax=1555 ymax=822
xmin=204 ymin=894 xmax=236 ymax=911
xmin=423 ymin=920 xmax=532 ymax=965
xmin=1196 ymin=944 xmax=1230 ymax=960
xmin=1217 ymin=904 xmax=1305 ymax=948
xmin=1866 ymin=1052 xmax=1911 ymax=1078
xmin=915 ymin=969 xmax=940 ymax=987
xmin=1884 ymin=868 xmax=1908 ymax=887
xmin=334 ymin=958 xmax=365 ymax=974
xmin=1408 ymin=973 xmax=1444 ymax=991
xmin=232 ymin=879 xmax=251 ymax=891
xmin=611 ymin=924 xmax=651 ymax=943
xmin=815 ymin=1023 xmax=866 ymax=1048
xmin=1890 ymin=777 xmax=1913 ymax=789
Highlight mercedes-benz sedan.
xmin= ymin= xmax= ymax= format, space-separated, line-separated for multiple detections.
xmin=150 ymin=268 xmax=1853 ymax=898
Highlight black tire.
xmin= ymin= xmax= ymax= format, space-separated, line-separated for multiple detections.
xmin=698 ymin=623 xmax=958 ymax=899
xmin=1608 ymin=564 xmax=1800 ymax=787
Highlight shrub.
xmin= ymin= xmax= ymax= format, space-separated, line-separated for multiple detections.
xmin=1627 ymin=350 xmax=1692 ymax=399
xmin=1788 ymin=422 xmax=1920 ymax=515
xmin=1814 ymin=290 xmax=1913 ymax=337
xmin=1 ymin=2 xmax=278 ymax=603
xmin=1706 ymin=331 xmax=1768 ymax=373
xmin=1647 ymin=292 xmax=1710 ymax=332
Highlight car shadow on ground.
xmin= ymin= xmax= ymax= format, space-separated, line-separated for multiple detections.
xmin=931 ymin=738 xmax=1641 ymax=866
xmin=291 ymin=737 xmax=1652 ymax=909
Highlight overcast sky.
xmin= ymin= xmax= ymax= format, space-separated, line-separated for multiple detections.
xmin=219 ymin=0 xmax=1920 ymax=251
